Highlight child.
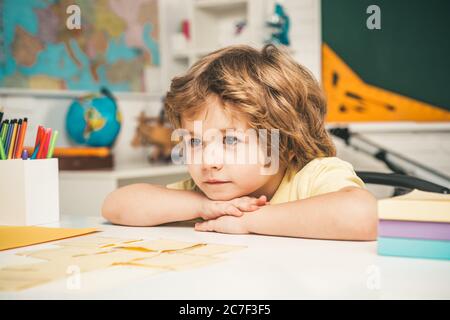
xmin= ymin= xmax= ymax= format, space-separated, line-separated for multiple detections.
xmin=102 ymin=44 xmax=377 ymax=241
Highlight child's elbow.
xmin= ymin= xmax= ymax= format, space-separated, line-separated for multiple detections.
xmin=347 ymin=188 xmax=378 ymax=241
xmin=101 ymin=192 xmax=122 ymax=224
xmin=358 ymin=212 xmax=378 ymax=241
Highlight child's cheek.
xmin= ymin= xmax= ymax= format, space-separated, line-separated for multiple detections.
xmin=229 ymin=165 xmax=268 ymax=191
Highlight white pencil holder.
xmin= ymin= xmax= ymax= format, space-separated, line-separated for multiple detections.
xmin=0 ymin=158 xmax=60 ymax=226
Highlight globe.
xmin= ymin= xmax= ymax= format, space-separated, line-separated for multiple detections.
xmin=66 ymin=88 xmax=121 ymax=147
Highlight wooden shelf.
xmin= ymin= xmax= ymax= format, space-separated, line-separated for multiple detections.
xmin=194 ymin=0 xmax=247 ymax=12
xmin=161 ymin=0 xmax=268 ymax=86
xmin=59 ymin=162 xmax=189 ymax=216
xmin=60 ymin=163 xmax=188 ymax=180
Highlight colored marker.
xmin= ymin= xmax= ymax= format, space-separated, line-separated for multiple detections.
xmin=0 ymin=121 xmax=5 ymax=138
xmin=33 ymin=125 xmax=43 ymax=148
xmin=39 ymin=128 xmax=51 ymax=159
xmin=32 ymin=126 xmax=44 ymax=159
xmin=7 ymin=119 xmax=19 ymax=159
xmin=11 ymin=119 xmax=22 ymax=159
xmin=4 ymin=119 xmax=15 ymax=157
xmin=46 ymin=130 xmax=59 ymax=158
xmin=0 ymin=120 xmax=8 ymax=145
xmin=1 ymin=120 xmax=9 ymax=150
xmin=11 ymin=119 xmax=22 ymax=158
xmin=0 ymin=136 xmax=6 ymax=160
xmin=31 ymin=143 xmax=40 ymax=160
xmin=21 ymin=149 xmax=29 ymax=160
xmin=14 ymin=118 xmax=28 ymax=159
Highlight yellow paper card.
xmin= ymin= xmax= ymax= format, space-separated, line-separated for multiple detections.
xmin=117 ymin=239 xmax=205 ymax=252
xmin=180 ymin=244 xmax=246 ymax=256
xmin=1 ymin=263 xmax=68 ymax=280
xmin=56 ymin=236 xmax=142 ymax=248
xmin=0 ymin=275 xmax=48 ymax=291
xmin=16 ymin=246 xmax=112 ymax=261
xmin=123 ymin=252 xmax=221 ymax=270
xmin=0 ymin=226 xmax=98 ymax=251
xmin=0 ymin=237 xmax=246 ymax=292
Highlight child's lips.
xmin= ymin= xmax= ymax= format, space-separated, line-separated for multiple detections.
xmin=204 ymin=179 xmax=231 ymax=185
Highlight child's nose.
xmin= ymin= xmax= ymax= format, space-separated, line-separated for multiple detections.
xmin=202 ymin=141 xmax=224 ymax=170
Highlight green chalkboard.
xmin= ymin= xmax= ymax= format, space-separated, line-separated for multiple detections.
xmin=322 ymin=0 xmax=450 ymax=110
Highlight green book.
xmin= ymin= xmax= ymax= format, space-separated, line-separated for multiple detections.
xmin=378 ymin=237 xmax=450 ymax=260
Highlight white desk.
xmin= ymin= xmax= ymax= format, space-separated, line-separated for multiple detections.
xmin=1 ymin=215 xmax=449 ymax=299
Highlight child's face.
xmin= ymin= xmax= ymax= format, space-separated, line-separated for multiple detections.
xmin=180 ymin=95 xmax=283 ymax=201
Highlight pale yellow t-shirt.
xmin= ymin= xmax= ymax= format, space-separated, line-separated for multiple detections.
xmin=166 ymin=157 xmax=365 ymax=204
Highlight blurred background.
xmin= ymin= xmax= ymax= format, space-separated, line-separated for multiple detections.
xmin=0 ymin=0 xmax=449 ymax=216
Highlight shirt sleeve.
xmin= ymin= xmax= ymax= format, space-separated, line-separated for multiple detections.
xmin=308 ymin=158 xmax=365 ymax=197
xmin=166 ymin=178 xmax=197 ymax=191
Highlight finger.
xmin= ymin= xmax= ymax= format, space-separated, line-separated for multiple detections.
xmin=255 ymin=195 xmax=267 ymax=206
xmin=195 ymin=221 xmax=214 ymax=232
xmin=247 ymin=195 xmax=267 ymax=206
xmin=232 ymin=199 xmax=258 ymax=212
xmin=242 ymin=196 xmax=264 ymax=206
xmin=207 ymin=202 xmax=237 ymax=219
xmin=225 ymin=204 xmax=243 ymax=216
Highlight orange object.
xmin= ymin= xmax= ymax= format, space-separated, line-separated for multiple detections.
xmin=52 ymin=147 xmax=111 ymax=157
xmin=322 ymin=43 xmax=450 ymax=122
xmin=38 ymin=128 xmax=51 ymax=159
xmin=35 ymin=127 xmax=46 ymax=159
xmin=43 ymin=128 xmax=52 ymax=158
xmin=23 ymin=146 xmax=111 ymax=158
xmin=33 ymin=125 xmax=43 ymax=148
xmin=14 ymin=118 xmax=28 ymax=159
xmin=32 ymin=126 xmax=45 ymax=157
xmin=0 ymin=226 xmax=98 ymax=251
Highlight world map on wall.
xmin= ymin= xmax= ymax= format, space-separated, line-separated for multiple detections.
xmin=0 ymin=0 xmax=160 ymax=92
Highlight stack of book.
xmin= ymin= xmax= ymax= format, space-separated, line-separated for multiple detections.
xmin=378 ymin=189 xmax=450 ymax=260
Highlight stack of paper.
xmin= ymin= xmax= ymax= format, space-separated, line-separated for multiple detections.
xmin=0 ymin=235 xmax=245 ymax=291
xmin=377 ymin=189 xmax=450 ymax=260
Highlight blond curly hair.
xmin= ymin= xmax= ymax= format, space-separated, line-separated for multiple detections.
xmin=164 ymin=44 xmax=336 ymax=171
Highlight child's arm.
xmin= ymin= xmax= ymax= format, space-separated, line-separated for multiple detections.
xmin=101 ymin=184 xmax=267 ymax=226
xmin=195 ymin=187 xmax=378 ymax=241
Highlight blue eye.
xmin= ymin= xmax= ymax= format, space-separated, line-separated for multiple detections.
xmin=223 ymin=136 xmax=239 ymax=145
xmin=189 ymin=137 xmax=202 ymax=147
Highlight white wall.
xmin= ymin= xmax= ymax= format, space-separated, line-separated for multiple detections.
xmin=283 ymin=0 xmax=322 ymax=81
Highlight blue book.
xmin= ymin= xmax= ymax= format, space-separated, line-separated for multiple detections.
xmin=378 ymin=237 xmax=450 ymax=260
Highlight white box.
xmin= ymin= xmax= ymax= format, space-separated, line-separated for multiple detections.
xmin=0 ymin=158 xmax=60 ymax=226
